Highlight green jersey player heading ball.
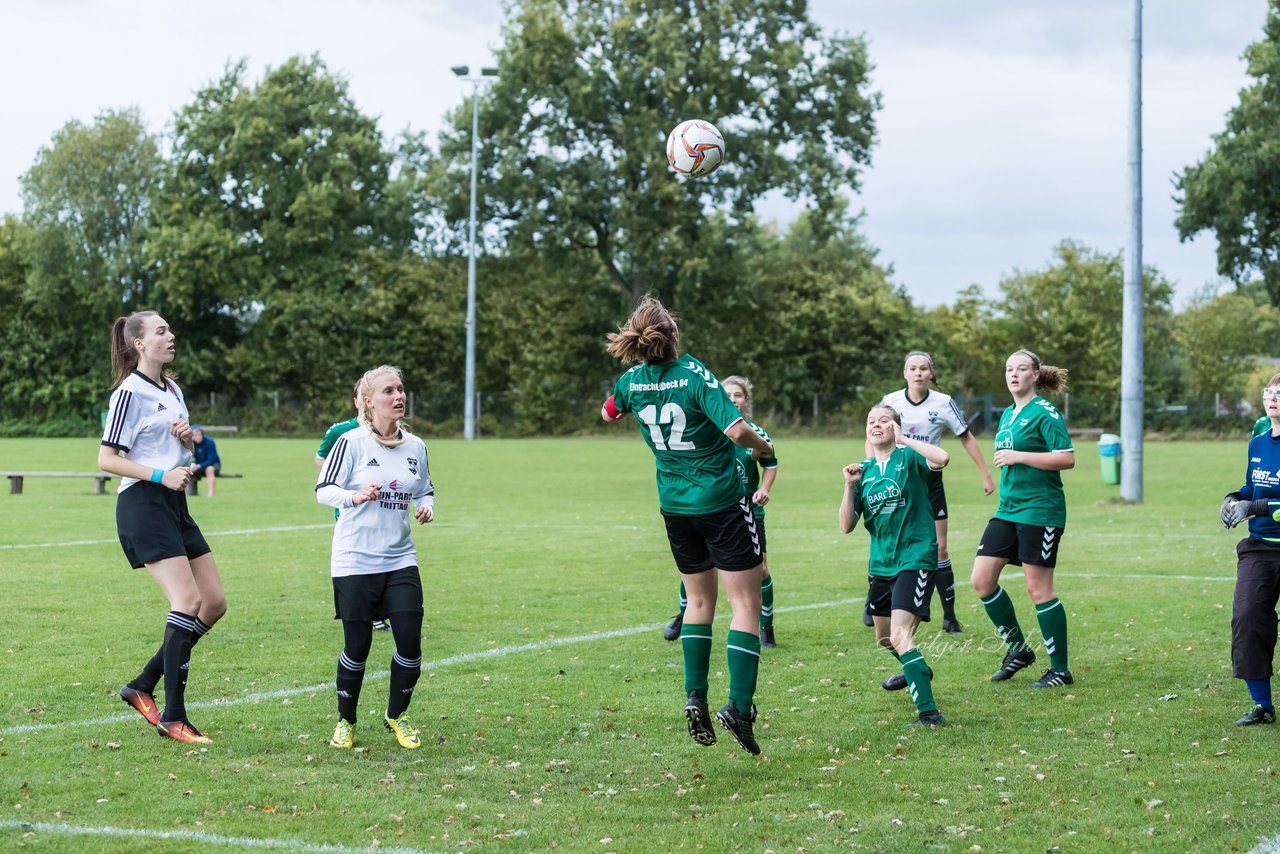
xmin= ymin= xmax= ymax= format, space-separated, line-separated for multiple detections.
xmin=602 ymin=297 xmax=775 ymax=755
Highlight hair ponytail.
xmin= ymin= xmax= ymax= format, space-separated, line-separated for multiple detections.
xmin=1012 ymin=349 xmax=1069 ymax=394
xmin=606 ymin=296 xmax=679 ymax=365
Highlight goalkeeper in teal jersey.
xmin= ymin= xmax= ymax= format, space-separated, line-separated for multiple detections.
xmin=1219 ymin=374 xmax=1280 ymax=726
xmin=663 ymin=375 xmax=781 ymax=647
xmin=970 ymin=350 xmax=1077 ymax=689
xmin=841 ymin=405 xmax=951 ymax=727
xmin=602 ymin=297 xmax=776 ymax=755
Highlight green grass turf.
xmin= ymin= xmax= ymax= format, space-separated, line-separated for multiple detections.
xmin=0 ymin=435 xmax=1276 ymax=852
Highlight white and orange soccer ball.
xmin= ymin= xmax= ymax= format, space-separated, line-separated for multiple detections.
xmin=666 ymin=119 xmax=725 ymax=178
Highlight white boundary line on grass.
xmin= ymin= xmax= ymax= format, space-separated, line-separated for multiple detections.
xmin=3 ymin=566 xmax=1237 ymax=737
xmin=0 ymin=522 xmax=649 ymax=551
xmin=0 ymin=819 xmax=441 ymax=854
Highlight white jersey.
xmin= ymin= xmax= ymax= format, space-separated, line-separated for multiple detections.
xmin=879 ymin=388 xmax=968 ymax=447
xmin=101 ymin=370 xmax=192 ymax=494
xmin=315 ymin=426 xmax=435 ymax=578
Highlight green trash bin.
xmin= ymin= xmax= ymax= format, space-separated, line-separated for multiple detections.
xmin=1099 ymin=433 xmax=1120 ymax=485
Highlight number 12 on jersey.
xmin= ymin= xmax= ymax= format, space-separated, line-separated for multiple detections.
xmin=637 ymin=403 xmax=695 ymax=450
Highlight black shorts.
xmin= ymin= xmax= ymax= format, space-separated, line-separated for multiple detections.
xmin=755 ymin=517 xmax=767 ymax=554
xmin=192 ymin=462 xmax=221 ymax=480
xmin=926 ymin=471 xmax=948 ymax=521
xmin=976 ymin=518 xmax=1064 ymax=568
xmin=867 ymin=569 xmax=936 ymax=620
xmin=115 ymin=481 xmax=211 ymax=569
xmin=332 ymin=566 xmax=424 ymax=622
xmin=663 ymin=498 xmax=763 ymax=574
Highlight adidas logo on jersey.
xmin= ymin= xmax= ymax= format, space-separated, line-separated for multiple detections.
xmin=157 ymin=403 xmax=167 ymax=411
xmin=367 ymin=458 xmax=380 ymax=467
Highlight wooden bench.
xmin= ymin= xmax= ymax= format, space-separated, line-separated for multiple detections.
xmin=198 ymin=425 xmax=239 ymax=436
xmin=3 ymin=472 xmax=113 ymax=495
xmin=1067 ymin=427 xmax=1105 ymax=439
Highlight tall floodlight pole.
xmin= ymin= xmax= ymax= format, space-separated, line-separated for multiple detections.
xmin=452 ymin=64 xmax=498 ymax=441
xmin=1121 ymin=0 xmax=1145 ymax=502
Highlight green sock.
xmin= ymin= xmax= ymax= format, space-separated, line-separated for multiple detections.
xmin=760 ymin=575 xmax=774 ymax=628
xmin=981 ymin=586 xmax=1028 ymax=653
xmin=726 ymin=629 xmax=761 ymax=714
xmin=678 ymin=580 xmax=687 ymax=617
xmin=900 ymin=647 xmax=937 ymax=714
xmin=885 ymin=644 xmax=902 ymax=663
xmin=1035 ymin=597 xmax=1069 ymax=671
xmin=680 ymin=622 xmax=712 ymax=695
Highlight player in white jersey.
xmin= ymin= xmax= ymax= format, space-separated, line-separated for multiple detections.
xmin=316 ymin=365 xmax=435 ymax=750
xmin=98 ymin=311 xmax=226 ymax=745
xmin=862 ymin=352 xmax=995 ymax=635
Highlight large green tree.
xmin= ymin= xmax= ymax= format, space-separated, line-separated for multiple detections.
xmin=1175 ymin=0 xmax=1280 ymax=306
xmin=433 ymin=0 xmax=880 ymax=307
xmin=150 ymin=56 xmax=433 ymax=419
xmin=1175 ymin=284 xmax=1280 ymax=408
xmin=984 ymin=241 xmax=1178 ymax=426
xmin=14 ymin=109 xmax=163 ymax=423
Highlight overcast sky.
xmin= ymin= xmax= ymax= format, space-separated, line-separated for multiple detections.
xmin=0 ymin=0 xmax=1269 ymax=308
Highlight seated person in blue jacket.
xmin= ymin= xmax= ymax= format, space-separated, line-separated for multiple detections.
xmin=188 ymin=426 xmax=222 ymax=497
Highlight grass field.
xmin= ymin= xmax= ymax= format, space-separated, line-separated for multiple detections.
xmin=1 ymin=435 xmax=1277 ymax=853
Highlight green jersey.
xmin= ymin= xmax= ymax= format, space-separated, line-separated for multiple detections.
xmin=611 ymin=355 xmax=751 ymax=515
xmin=854 ymin=445 xmax=938 ymax=577
xmin=317 ymin=418 xmax=359 ymax=519
xmin=993 ymin=396 xmax=1073 ymax=527
xmin=734 ymin=420 xmax=777 ymax=520
xmin=1253 ymin=416 xmax=1271 ymax=439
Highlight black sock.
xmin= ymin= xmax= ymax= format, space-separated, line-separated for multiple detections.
xmin=386 ymin=612 xmax=423 ymax=719
xmin=936 ymin=559 xmax=956 ymax=620
xmin=336 ymin=651 xmax=366 ymax=724
xmin=337 ymin=621 xmax=374 ymax=724
xmin=132 ymin=617 xmax=210 ymax=695
xmin=159 ymin=611 xmax=198 ymax=722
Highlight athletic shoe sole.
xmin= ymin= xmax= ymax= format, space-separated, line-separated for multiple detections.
xmin=684 ymin=698 xmax=717 ymax=746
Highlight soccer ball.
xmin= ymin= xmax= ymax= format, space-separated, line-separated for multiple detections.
xmin=666 ymin=119 xmax=725 ymax=178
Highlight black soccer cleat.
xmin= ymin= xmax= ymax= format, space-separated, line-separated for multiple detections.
xmin=759 ymin=624 xmax=776 ymax=648
xmin=716 ymin=702 xmax=761 ymax=755
xmin=861 ymin=603 xmax=875 ymax=628
xmin=1029 ymin=668 xmax=1074 ymax=689
xmin=1236 ymin=704 xmax=1277 ymax=726
xmin=882 ymin=673 xmax=908 ymax=691
xmin=663 ymin=613 xmax=684 ymax=642
xmin=990 ymin=648 xmax=1036 ymax=682
xmin=941 ymin=617 xmax=964 ymax=635
xmin=907 ymin=710 xmax=947 ymax=728
xmin=684 ymin=691 xmax=716 ymax=746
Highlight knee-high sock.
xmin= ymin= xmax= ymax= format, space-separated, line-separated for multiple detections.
xmin=981 ymin=586 xmax=1028 ymax=653
xmin=760 ymin=575 xmax=774 ymax=628
xmin=1035 ymin=597 xmax=1069 ymax=671
xmin=131 ymin=617 xmax=211 ymax=695
xmin=386 ymin=612 xmax=424 ymax=719
xmin=900 ymin=647 xmax=937 ymax=714
xmin=726 ymin=629 xmax=761 ymax=715
xmin=936 ymin=558 xmax=956 ymax=618
xmin=680 ymin=622 xmax=712 ymax=695
xmin=1246 ymin=678 xmax=1274 ymax=709
xmin=337 ymin=620 xmax=374 ymax=724
xmin=159 ymin=611 xmax=198 ymax=722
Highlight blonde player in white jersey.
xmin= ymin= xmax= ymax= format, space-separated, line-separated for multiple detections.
xmin=99 ymin=311 xmax=226 ymax=745
xmin=316 ymin=365 xmax=435 ymax=750
xmin=862 ymin=351 xmax=995 ymax=640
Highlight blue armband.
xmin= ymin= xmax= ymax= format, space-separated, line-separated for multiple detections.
xmin=150 ymin=468 xmax=164 ymax=483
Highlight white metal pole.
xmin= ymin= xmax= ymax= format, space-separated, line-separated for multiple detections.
xmin=1120 ymin=0 xmax=1144 ymax=502
xmin=463 ymin=79 xmax=479 ymax=441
